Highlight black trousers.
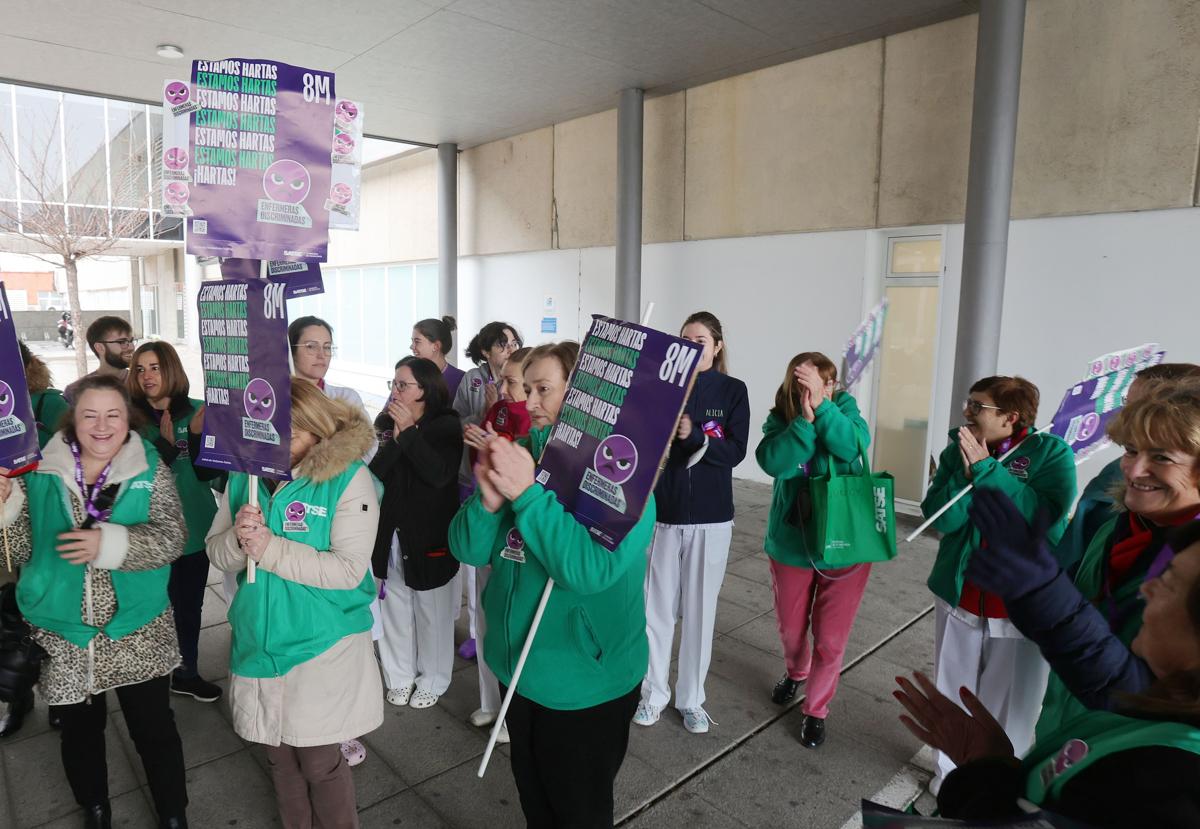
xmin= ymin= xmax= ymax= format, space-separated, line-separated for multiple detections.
xmin=501 ymin=683 xmax=640 ymax=829
xmin=168 ymin=550 xmax=210 ymax=677
xmin=51 ymin=675 xmax=188 ymax=819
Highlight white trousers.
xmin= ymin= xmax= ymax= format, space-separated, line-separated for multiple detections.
xmin=641 ymin=521 xmax=733 ymax=711
xmin=377 ymin=561 xmax=459 ymax=694
xmin=465 ymin=564 xmax=479 ymax=639
xmin=931 ymin=599 xmax=1051 ymax=783
xmin=474 ymin=565 xmax=502 ymax=713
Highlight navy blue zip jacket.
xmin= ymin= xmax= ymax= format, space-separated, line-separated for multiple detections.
xmin=653 ymin=368 xmax=750 ymax=525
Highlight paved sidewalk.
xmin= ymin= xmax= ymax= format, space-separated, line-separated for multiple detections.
xmin=0 ymin=476 xmax=940 ymax=828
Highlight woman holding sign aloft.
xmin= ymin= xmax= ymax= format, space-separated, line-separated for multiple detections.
xmin=756 ymin=352 xmax=872 ymax=749
xmin=449 ymin=341 xmax=655 ymax=828
xmin=634 ymin=312 xmax=750 ymax=734
xmin=206 ymin=379 xmax=382 ymax=828
xmin=0 ymin=374 xmax=189 ymax=828
xmin=921 ymin=376 xmax=1075 ymax=794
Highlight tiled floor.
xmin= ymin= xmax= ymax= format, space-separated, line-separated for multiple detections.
xmin=0 ymin=480 xmax=941 ymax=828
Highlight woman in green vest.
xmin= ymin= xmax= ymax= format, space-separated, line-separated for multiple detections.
xmin=920 ymin=375 xmax=1076 ymax=791
xmin=207 ymin=378 xmax=382 ymax=829
xmin=893 ymin=524 xmax=1200 ymax=826
xmin=755 ymin=351 xmax=873 ymax=749
xmin=19 ymin=340 xmax=69 ymax=449
xmin=449 ymin=341 xmax=655 ymax=828
xmin=0 ymin=374 xmax=190 ymax=829
xmin=129 ymin=341 xmax=223 ymax=705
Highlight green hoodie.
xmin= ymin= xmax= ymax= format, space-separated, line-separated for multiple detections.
xmin=138 ymin=397 xmax=218 ymax=555
xmin=448 ymin=425 xmax=655 ymax=711
xmin=31 ymin=389 xmax=69 ymax=449
xmin=755 ymin=392 xmax=870 ymax=569
xmin=922 ymin=429 xmax=1077 ymax=606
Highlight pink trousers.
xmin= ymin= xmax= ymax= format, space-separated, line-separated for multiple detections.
xmin=768 ymin=558 xmax=872 ymax=719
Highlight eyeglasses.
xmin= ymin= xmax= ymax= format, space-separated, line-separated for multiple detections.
xmin=963 ymin=399 xmax=1004 ymax=415
xmin=499 ymin=339 xmax=522 ymax=352
xmin=101 ymin=337 xmax=138 ymax=348
xmin=297 ymin=342 xmax=336 ymax=356
xmin=387 ymin=380 xmax=422 ymax=392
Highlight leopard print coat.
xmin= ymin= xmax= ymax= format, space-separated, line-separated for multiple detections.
xmin=1 ymin=435 xmax=186 ymax=705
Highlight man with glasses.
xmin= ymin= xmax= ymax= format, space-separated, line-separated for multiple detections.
xmin=63 ymin=316 xmax=137 ymax=402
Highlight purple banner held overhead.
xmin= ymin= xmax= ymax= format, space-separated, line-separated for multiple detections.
xmin=841 ymin=298 xmax=889 ymax=390
xmin=535 ymin=315 xmax=703 ymax=551
xmin=219 ymin=258 xmax=324 ymax=300
xmin=195 ymin=279 xmax=293 ymax=480
xmin=185 ymin=59 xmax=335 ymax=263
xmin=1049 ymin=345 xmax=1165 ymax=463
xmin=0 ymin=283 xmax=41 ymax=470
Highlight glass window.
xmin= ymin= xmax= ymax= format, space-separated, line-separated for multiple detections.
xmin=388 ymin=265 xmax=414 ymax=357
xmin=62 ymin=94 xmax=108 ymax=205
xmin=15 ymin=86 xmax=64 ymax=203
xmin=362 ymin=266 xmax=388 ymax=360
xmin=338 ymin=268 xmax=363 ymax=363
xmin=889 ymin=238 xmax=942 ymax=276
xmin=415 ymin=263 xmax=438 ymax=319
xmin=0 ymin=84 xmax=16 ymax=198
xmin=108 ymin=101 xmax=150 ymax=208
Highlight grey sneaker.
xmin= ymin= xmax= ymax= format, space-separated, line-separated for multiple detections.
xmin=632 ymin=701 xmax=661 ymax=726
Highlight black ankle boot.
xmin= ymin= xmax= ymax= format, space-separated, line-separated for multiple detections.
xmin=799 ymin=715 xmax=825 ymax=749
xmin=83 ymin=803 xmax=112 ymax=829
xmin=771 ymin=674 xmax=800 ymax=705
xmin=0 ymin=692 xmax=33 ymax=738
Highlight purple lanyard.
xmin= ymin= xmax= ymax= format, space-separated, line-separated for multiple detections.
xmin=70 ymin=441 xmax=113 ymax=524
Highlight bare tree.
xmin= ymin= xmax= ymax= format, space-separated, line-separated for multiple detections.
xmin=0 ymin=110 xmax=154 ymax=375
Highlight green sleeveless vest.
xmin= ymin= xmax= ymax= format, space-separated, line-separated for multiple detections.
xmin=139 ymin=398 xmax=218 ymax=555
xmin=225 ymin=463 xmax=376 ymax=678
xmin=1025 ymin=709 xmax=1200 ymax=804
xmin=18 ymin=438 xmax=171 ymax=648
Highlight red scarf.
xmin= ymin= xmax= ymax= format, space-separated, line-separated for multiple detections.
xmin=958 ymin=428 xmax=1032 ymax=619
xmin=1108 ymin=508 xmax=1200 ymax=592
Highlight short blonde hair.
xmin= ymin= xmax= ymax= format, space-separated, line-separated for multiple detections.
xmin=290 ymin=377 xmax=357 ymax=441
xmin=1108 ymin=377 xmax=1200 ymax=457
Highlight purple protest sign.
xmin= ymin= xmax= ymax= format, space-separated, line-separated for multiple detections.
xmin=535 ymin=315 xmax=703 ymax=551
xmin=219 ymin=258 xmax=324 ymax=300
xmin=0 ymin=283 xmax=40 ymax=470
xmin=195 ymin=279 xmax=293 ymax=480
xmin=1049 ymin=345 xmax=1165 ymax=463
xmin=184 ymin=59 xmax=335 ymax=263
xmin=841 ymin=298 xmax=889 ymax=389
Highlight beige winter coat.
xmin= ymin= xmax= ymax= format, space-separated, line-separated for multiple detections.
xmin=206 ymin=410 xmax=384 ymax=747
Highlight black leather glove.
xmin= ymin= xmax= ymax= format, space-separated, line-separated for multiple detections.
xmin=966 ymin=487 xmax=1060 ymax=600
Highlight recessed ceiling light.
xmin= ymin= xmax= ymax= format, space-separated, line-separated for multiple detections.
xmin=157 ymin=44 xmax=184 ymax=59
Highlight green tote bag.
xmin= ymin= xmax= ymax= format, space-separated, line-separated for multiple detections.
xmin=809 ymin=438 xmax=897 ymax=567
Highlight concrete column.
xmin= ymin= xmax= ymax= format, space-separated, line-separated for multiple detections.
xmin=950 ymin=0 xmax=1026 ymax=409
xmin=615 ymin=88 xmax=644 ymax=323
xmin=180 ymin=248 xmax=202 ymax=349
xmin=437 ymin=143 xmax=458 ymax=364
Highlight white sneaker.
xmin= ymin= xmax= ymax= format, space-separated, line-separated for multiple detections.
xmin=386 ymin=685 xmax=413 ymax=706
xmin=409 ymin=688 xmax=440 ymax=709
xmin=632 ymin=701 xmax=661 ymax=727
xmin=681 ymin=707 xmax=715 ymax=734
xmin=495 ymin=721 xmax=510 ymax=744
xmin=469 ymin=708 xmax=497 ymax=727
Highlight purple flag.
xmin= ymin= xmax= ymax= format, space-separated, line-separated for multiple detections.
xmin=195 ymin=279 xmax=293 ymax=480
xmin=0 ymin=283 xmax=40 ymax=470
xmin=1048 ymin=344 xmax=1165 ymax=463
xmin=535 ymin=315 xmax=703 ymax=551
xmin=841 ymin=298 xmax=889 ymax=389
xmin=184 ymin=59 xmax=335 ymax=263
xmin=219 ymin=258 xmax=324 ymax=300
